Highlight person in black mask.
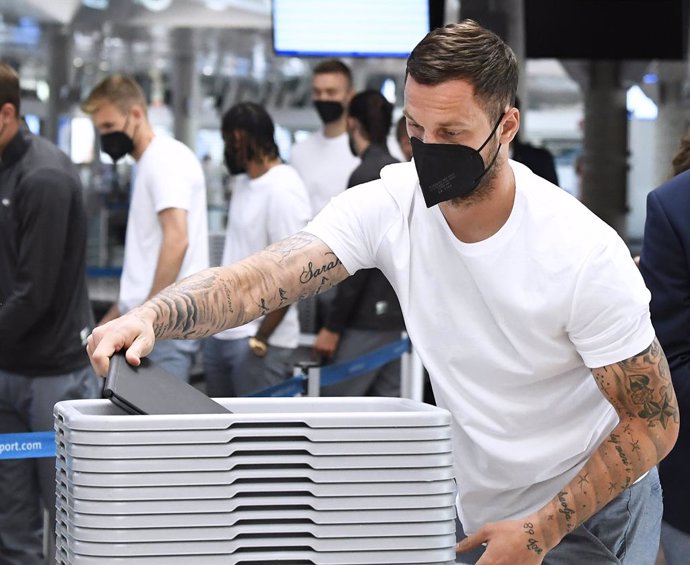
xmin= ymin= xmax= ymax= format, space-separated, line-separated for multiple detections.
xmin=203 ymin=102 xmax=311 ymax=397
xmin=81 ymin=75 xmax=209 ymax=383
xmin=290 ymin=59 xmax=359 ymax=217
xmin=87 ymin=21 xmax=677 ymax=565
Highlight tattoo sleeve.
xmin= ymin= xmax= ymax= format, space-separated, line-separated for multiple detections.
xmin=531 ymin=338 xmax=679 ymax=552
xmin=141 ymin=232 xmax=351 ymax=340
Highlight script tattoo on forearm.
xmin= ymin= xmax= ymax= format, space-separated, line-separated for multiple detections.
xmin=556 ymin=491 xmax=575 ymax=533
xmin=299 ymin=252 xmax=342 ymax=294
xmin=144 ymin=232 xmax=349 ymax=340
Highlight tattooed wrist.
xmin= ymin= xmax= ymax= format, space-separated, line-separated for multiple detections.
xmin=523 ymin=522 xmax=544 ymax=555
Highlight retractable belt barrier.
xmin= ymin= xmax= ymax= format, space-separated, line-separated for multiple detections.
xmin=0 ymin=337 xmax=412 ymax=460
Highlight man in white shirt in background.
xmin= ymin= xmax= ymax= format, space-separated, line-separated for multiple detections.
xmin=82 ymin=74 xmax=209 ymax=382
xmin=290 ymin=59 xmax=360 ymax=217
xmin=203 ymin=101 xmax=311 ymax=397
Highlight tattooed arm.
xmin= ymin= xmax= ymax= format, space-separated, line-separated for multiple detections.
xmin=457 ymin=338 xmax=679 ymax=564
xmin=87 ymin=232 xmax=350 ymax=376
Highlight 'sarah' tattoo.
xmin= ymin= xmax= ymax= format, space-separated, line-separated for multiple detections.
xmin=299 ymin=252 xmax=341 ymax=285
xmin=523 ymin=522 xmax=544 ymax=555
xmin=257 ymin=298 xmax=269 ymax=315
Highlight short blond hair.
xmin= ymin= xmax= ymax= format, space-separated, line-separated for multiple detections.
xmin=81 ymin=74 xmax=147 ymax=115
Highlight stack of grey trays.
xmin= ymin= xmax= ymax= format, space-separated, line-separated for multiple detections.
xmin=54 ymin=397 xmax=457 ymax=565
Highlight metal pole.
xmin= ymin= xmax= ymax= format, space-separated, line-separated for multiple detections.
xmin=306 ymin=367 xmax=321 ymax=397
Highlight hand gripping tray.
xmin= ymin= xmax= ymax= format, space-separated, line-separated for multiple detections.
xmin=103 ymin=353 xmax=230 ymax=415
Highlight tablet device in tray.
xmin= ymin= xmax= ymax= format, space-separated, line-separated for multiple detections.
xmin=103 ymin=352 xmax=230 ymax=415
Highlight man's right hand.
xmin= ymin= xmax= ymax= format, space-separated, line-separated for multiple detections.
xmin=86 ymin=306 xmax=157 ymax=377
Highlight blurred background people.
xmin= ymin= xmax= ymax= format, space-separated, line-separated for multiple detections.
xmin=0 ymin=61 xmax=98 ymax=565
xmin=639 ymin=135 xmax=690 ymax=565
xmin=203 ymin=101 xmax=311 ymax=397
xmin=82 ymin=74 xmax=209 ymax=382
xmin=314 ymin=90 xmax=405 ymax=397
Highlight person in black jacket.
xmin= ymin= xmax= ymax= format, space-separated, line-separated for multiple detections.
xmin=0 ymin=62 xmax=98 ymax=565
xmin=312 ymin=90 xmax=405 ymax=396
xmin=510 ymin=98 xmax=559 ymax=186
xmin=639 ymin=145 xmax=690 ymax=565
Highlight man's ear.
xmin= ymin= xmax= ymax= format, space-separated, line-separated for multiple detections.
xmin=346 ymin=116 xmax=358 ymax=133
xmin=0 ymin=102 xmax=16 ymax=120
xmin=499 ymin=106 xmax=520 ymax=145
xmin=129 ymin=104 xmax=146 ymax=123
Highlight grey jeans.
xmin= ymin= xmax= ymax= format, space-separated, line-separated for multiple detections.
xmin=147 ymin=338 xmax=199 ymax=383
xmin=203 ymin=336 xmax=295 ymax=397
xmin=0 ymin=366 xmax=99 ymax=565
xmin=456 ymin=466 xmax=662 ymax=565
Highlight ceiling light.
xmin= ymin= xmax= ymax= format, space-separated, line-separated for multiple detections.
xmin=82 ymin=0 xmax=109 ymax=9
xmin=136 ymin=0 xmax=173 ymax=11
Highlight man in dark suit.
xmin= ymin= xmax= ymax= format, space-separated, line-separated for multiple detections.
xmin=639 ymin=167 xmax=690 ymax=565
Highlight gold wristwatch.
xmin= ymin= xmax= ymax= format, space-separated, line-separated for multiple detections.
xmin=248 ymin=336 xmax=268 ymax=357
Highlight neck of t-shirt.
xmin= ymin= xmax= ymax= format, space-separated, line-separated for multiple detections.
xmin=323 ymin=118 xmax=347 ymax=139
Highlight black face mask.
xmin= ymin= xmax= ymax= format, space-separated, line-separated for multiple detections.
xmin=100 ymin=131 xmax=134 ymax=163
xmin=314 ymin=100 xmax=344 ymax=124
xmin=224 ymin=147 xmax=246 ymax=176
xmin=411 ymin=114 xmax=504 ymax=208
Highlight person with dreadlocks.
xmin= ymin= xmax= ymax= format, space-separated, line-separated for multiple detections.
xmin=202 ymin=102 xmax=311 ymax=397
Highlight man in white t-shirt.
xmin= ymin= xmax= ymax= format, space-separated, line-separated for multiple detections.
xmin=82 ymin=75 xmax=209 ymax=382
xmin=88 ymin=22 xmax=678 ymax=564
xmin=202 ymin=102 xmax=311 ymax=396
xmin=290 ymin=59 xmax=360 ymax=217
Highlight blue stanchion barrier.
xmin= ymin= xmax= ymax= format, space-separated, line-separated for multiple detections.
xmin=86 ymin=266 xmax=123 ymax=278
xmin=0 ymin=337 xmax=412 ymax=458
xmin=249 ymin=374 xmax=306 ymax=397
xmin=319 ymin=337 xmax=411 ymax=387
xmin=0 ymin=431 xmax=56 ymax=460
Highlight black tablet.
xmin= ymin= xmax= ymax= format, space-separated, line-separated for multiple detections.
xmin=103 ymin=352 xmax=231 ymax=415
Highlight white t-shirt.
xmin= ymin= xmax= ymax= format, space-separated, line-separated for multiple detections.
xmin=290 ymin=130 xmax=359 ymax=216
xmin=119 ymin=135 xmax=209 ymax=313
xmin=214 ymin=164 xmax=311 ymax=348
xmin=304 ymin=160 xmax=654 ymax=532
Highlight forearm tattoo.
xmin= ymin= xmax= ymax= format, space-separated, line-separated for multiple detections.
xmin=144 ymin=232 xmax=349 ymax=340
xmin=538 ymin=338 xmax=678 ymax=547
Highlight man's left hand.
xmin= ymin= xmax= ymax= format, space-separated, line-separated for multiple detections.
xmin=456 ymin=518 xmax=554 ymax=565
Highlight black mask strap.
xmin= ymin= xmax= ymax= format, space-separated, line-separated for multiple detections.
xmin=477 ymin=113 xmax=505 ymax=153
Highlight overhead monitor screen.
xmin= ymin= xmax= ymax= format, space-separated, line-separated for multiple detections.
xmin=272 ymin=0 xmax=441 ymax=58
